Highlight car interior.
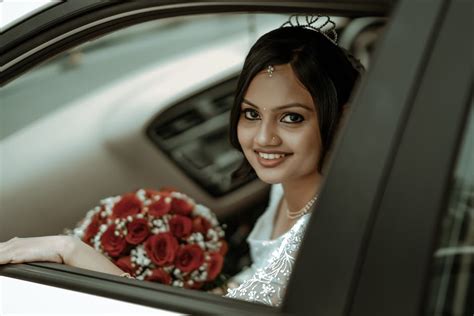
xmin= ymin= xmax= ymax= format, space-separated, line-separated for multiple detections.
xmin=0 ymin=13 xmax=386 ymax=277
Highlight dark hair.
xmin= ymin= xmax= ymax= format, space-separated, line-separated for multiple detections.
xmin=229 ymin=26 xmax=362 ymax=179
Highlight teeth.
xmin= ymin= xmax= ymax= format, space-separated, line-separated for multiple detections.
xmin=258 ymin=152 xmax=286 ymax=160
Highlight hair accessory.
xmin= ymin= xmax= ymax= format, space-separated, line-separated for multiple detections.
xmin=286 ymin=195 xmax=318 ymax=219
xmin=266 ymin=65 xmax=275 ymax=77
xmin=281 ymin=14 xmax=338 ymax=45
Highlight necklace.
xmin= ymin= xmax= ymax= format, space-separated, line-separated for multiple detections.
xmin=286 ymin=195 xmax=318 ymax=219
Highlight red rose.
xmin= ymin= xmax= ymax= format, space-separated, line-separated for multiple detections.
xmin=83 ymin=213 xmax=103 ymax=245
xmin=112 ymin=193 xmax=142 ymax=218
xmin=175 ymin=244 xmax=204 ymax=273
xmin=169 ymin=215 xmax=192 ymax=238
xmin=101 ymin=224 xmax=127 ymax=257
xmin=126 ymin=218 xmax=150 ymax=245
xmin=206 ymin=252 xmax=224 ymax=281
xmin=171 ymin=198 xmax=194 ymax=216
xmin=145 ymin=268 xmax=172 ymax=285
xmin=148 ymin=196 xmax=171 ymax=217
xmin=145 ymin=233 xmax=179 ymax=266
xmin=192 ymin=216 xmax=211 ymax=235
xmin=116 ymin=256 xmax=136 ymax=276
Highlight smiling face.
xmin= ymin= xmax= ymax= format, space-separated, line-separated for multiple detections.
xmin=237 ymin=64 xmax=322 ymax=185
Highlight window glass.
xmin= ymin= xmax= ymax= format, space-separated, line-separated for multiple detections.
xmin=0 ymin=11 xmax=384 ymax=310
xmin=0 ymin=11 xmax=293 ymax=293
xmin=426 ymin=99 xmax=474 ymax=316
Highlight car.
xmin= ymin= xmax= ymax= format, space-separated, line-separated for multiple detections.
xmin=0 ymin=0 xmax=472 ymax=315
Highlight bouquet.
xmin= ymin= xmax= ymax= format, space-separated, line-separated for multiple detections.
xmin=70 ymin=188 xmax=227 ymax=289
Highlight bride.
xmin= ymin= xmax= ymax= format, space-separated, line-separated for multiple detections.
xmin=0 ymin=16 xmax=362 ymax=307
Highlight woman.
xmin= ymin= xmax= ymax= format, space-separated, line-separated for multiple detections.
xmin=223 ymin=20 xmax=361 ymax=305
xmin=0 ymin=16 xmax=361 ymax=307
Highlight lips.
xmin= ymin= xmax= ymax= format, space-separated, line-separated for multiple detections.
xmin=254 ymin=150 xmax=292 ymax=168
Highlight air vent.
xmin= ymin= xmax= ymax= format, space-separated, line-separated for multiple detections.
xmin=154 ymin=109 xmax=204 ymax=140
xmin=212 ymin=92 xmax=234 ymax=114
xmin=146 ymin=76 xmax=256 ymax=197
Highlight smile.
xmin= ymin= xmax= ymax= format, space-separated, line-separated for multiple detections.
xmin=258 ymin=152 xmax=287 ymax=160
xmin=254 ymin=151 xmax=292 ymax=168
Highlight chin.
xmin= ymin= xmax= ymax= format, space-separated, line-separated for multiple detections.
xmin=259 ymin=178 xmax=282 ymax=185
xmin=254 ymin=170 xmax=286 ymax=184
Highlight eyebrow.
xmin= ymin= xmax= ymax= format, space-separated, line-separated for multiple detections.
xmin=242 ymin=99 xmax=313 ymax=112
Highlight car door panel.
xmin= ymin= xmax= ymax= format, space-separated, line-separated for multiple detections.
xmin=349 ymin=1 xmax=472 ymax=315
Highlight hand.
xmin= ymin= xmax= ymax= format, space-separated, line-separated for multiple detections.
xmin=0 ymin=236 xmax=71 ymax=265
xmin=0 ymin=235 xmax=125 ymax=276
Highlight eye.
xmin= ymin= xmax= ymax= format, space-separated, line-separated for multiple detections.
xmin=242 ymin=108 xmax=260 ymax=120
xmin=281 ymin=113 xmax=304 ymax=123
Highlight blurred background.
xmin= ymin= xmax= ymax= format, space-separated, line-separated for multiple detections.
xmin=1 ymin=13 xmax=293 ymax=140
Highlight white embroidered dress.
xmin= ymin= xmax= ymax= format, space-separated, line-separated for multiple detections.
xmin=225 ymin=184 xmax=310 ymax=306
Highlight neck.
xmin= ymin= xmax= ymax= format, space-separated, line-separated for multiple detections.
xmin=281 ymin=172 xmax=323 ymax=217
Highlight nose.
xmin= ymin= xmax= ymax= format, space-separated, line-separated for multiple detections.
xmin=255 ymin=120 xmax=281 ymax=146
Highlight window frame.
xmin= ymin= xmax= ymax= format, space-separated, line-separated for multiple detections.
xmin=0 ymin=0 xmax=391 ymax=86
xmin=10 ymin=0 xmax=469 ymax=315
xmin=346 ymin=1 xmax=473 ymax=315
xmin=0 ymin=262 xmax=275 ymax=315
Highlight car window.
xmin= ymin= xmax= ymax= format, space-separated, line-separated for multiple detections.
xmin=0 ymin=10 xmax=386 ymax=313
xmin=426 ymin=98 xmax=474 ymax=316
xmin=0 ymin=11 xmax=296 ymax=279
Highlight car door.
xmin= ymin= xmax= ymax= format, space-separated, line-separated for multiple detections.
xmin=6 ymin=1 xmax=468 ymax=315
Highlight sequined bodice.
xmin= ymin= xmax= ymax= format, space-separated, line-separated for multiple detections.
xmin=225 ymin=184 xmax=310 ymax=306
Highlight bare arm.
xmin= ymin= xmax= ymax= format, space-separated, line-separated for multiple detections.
xmin=0 ymin=236 xmax=124 ymax=276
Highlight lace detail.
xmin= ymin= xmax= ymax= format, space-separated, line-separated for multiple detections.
xmin=225 ymin=214 xmax=309 ymax=306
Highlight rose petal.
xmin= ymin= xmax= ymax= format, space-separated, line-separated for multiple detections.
xmin=112 ymin=193 xmax=142 ymax=218
xmin=148 ymin=197 xmax=171 ymax=217
xmin=171 ymin=198 xmax=194 ymax=216
xmin=175 ymin=244 xmax=204 ymax=273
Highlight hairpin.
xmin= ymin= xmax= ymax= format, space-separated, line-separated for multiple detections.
xmin=281 ymin=14 xmax=338 ymax=45
xmin=266 ymin=65 xmax=274 ymax=77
